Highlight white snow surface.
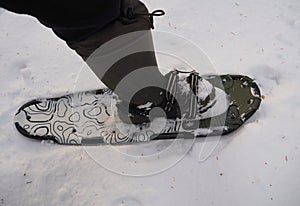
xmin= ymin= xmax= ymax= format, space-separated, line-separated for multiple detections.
xmin=1 ymin=0 xmax=300 ymax=205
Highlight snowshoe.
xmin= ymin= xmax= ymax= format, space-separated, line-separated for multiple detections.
xmin=14 ymin=70 xmax=262 ymax=145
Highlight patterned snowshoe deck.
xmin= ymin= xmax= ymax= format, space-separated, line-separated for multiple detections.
xmin=14 ymin=75 xmax=262 ymax=145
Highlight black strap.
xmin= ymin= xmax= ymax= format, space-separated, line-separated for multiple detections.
xmin=164 ymin=69 xmax=200 ymax=119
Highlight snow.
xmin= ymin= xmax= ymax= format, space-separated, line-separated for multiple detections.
xmin=1 ymin=0 xmax=300 ymax=205
xmin=137 ymin=102 xmax=153 ymax=110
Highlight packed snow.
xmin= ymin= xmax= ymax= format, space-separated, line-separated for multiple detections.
xmin=1 ymin=0 xmax=300 ymax=205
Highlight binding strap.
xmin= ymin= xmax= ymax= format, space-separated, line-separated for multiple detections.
xmin=164 ymin=69 xmax=200 ymax=119
xmin=165 ymin=70 xmax=178 ymax=111
xmin=187 ymin=71 xmax=199 ymax=119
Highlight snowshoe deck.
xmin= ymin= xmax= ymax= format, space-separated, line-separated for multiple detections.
xmin=14 ymin=75 xmax=261 ymax=145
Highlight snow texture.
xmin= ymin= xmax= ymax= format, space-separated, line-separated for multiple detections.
xmin=1 ymin=0 xmax=300 ymax=205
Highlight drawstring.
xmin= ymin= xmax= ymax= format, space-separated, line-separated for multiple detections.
xmin=149 ymin=10 xmax=165 ymax=29
xmin=121 ymin=8 xmax=166 ymax=29
xmin=135 ymin=9 xmax=165 ymax=29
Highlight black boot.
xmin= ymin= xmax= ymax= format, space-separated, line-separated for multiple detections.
xmin=117 ymin=69 xmax=217 ymax=124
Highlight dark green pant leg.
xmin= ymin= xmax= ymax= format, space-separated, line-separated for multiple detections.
xmin=67 ymin=0 xmax=168 ymax=106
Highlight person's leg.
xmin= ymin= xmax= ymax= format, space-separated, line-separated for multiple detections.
xmin=1 ymin=0 xmax=168 ymax=106
xmin=67 ymin=0 xmax=168 ymax=106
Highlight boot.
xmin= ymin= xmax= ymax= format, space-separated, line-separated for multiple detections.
xmin=117 ymin=69 xmax=217 ymax=124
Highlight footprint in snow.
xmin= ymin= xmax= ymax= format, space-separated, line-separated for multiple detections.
xmin=111 ymin=197 xmax=142 ymax=206
xmin=21 ymin=67 xmax=32 ymax=80
xmin=246 ymin=64 xmax=280 ymax=95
